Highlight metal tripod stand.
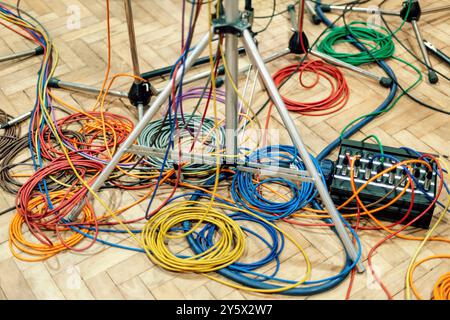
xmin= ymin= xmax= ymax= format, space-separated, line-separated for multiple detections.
xmin=0 ymin=46 xmax=44 ymax=63
xmin=47 ymin=0 xmax=159 ymax=118
xmin=68 ymin=0 xmax=364 ymax=273
xmin=47 ymin=1 xmax=248 ymax=105
xmin=321 ymin=0 xmax=450 ymax=84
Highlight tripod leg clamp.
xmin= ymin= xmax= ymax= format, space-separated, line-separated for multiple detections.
xmin=288 ymin=31 xmax=310 ymax=54
xmin=128 ymin=81 xmax=152 ymax=107
xmin=400 ymin=0 xmax=421 ymax=22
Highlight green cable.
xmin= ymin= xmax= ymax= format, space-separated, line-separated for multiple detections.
xmin=316 ymin=1 xmax=421 ymax=159
xmin=340 ymin=54 xmax=423 ymax=159
xmin=316 ymin=21 xmax=395 ymax=66
xmin=361 ymin=134 xmax=384 ymax=163
xmin=316 ymin=0 xmax=412 ymax=66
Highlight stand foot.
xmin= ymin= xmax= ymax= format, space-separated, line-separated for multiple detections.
xmin=428 ymin=70 xmax=439 ymax=84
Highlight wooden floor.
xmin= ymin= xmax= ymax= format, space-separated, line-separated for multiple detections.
xmin=0 ymin=0 xmax=449 ymax=300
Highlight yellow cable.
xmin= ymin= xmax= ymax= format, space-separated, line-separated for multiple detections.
xmin=405 ymin=157 xmax=450 ymax=300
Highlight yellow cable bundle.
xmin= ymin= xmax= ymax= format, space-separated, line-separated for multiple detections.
xmin=140 ymin=199 xmax=313 ymax=294
xmin=141 ymin=201 xmax=246 ymax=273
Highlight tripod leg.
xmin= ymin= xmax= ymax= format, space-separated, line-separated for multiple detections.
xmin=67 ymin=31 xmax=211 ymax=221
xmin=137 ymin=103 xmax=144 ymax=120
xmin=124 ymin=0 xmax=141 ymax=83
xmin=310 ymin=49 xmax=393 ymax=87
xmin=241 ymin=29 xmax=365 ymax=273
xmin=0 ymin=47 xmax=44 ymax=63
xmin=411 ymin=20 xmax=438 ymax=84
xmin=49 ymin=79 xmax=129 ymax=98
xmin=124 ymin=0 xmax=158 ymax=119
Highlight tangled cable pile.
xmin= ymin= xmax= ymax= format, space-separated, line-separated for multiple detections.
xmin=232 ymin=145 xmax=320 ymax=220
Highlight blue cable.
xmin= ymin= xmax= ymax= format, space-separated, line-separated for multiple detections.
xmin=315 ymin=0 xmax=399 ymax=162
xmin=231 ymin=145 xmax=322 ymax=221
xmin=184 ymin=190 xmax=360 ymax=295
xmin=144 ymin=1 xmax=198 ymax=218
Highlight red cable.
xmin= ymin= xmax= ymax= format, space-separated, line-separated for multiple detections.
xmin=271 ymin=60 xmax=349 ymax=116
xmin=298 ymin=0 xmax=307 ymax=54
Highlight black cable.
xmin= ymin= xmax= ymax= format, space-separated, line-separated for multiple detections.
xmin=0 ymin=205 xmax=15 ymax=216
xmin=339 ymin=3 xmax=450 ymax=116
xmin=253 ymin=0 xmax=276 ymax=34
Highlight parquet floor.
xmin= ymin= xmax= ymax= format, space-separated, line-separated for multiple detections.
xmin=0 ymin=0 xmax=449 ymax=300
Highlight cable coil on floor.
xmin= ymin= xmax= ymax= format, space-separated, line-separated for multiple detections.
xmin=272 ymin=60 xmax=349 ymax=116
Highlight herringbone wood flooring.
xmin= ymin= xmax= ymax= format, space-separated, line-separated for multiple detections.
xmin=0 ymin=0 xmax=449 ymax=300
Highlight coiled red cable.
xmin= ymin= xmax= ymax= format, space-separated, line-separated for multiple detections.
xmin=272 ymin=60 xmax=349 ymax=116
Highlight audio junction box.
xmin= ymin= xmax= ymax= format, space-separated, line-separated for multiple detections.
xmin=329 ymin=139 xmax=438 ymax=229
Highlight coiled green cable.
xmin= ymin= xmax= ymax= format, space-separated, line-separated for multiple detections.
xmin=317 ymin=21 xmax=395 ymax=66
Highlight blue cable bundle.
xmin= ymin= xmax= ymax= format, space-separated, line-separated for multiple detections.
xmin=231 ymin=145 xmax=323 ymax=220
xmin=185 ymin=186 xmax=361 ymax=295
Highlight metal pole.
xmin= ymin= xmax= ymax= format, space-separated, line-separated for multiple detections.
xmin=124 ymin=0 xmax=158 ymax=120
xmin=287 ymin=4 xmax=298 ymax=32
xmin=241 ymin=29 xmax=365 ymax=273
xmin=424 ymin=40 xmax=450 ymax=66
xmin=310 ymin=49 xmax=389 ymax=84
xmin=224 ymin=0 xmax=239 ymax=163
xmin=411 ymin=20 xmax=438 ymax=84
xmin=421 ymin=5 xmax=450 ymax=15
xmin=0 ymin=47 xmax=41 ymax=63
xmin=0 ymin=111 xmax=32 ymax=129
xmin=52 ymin=80 xmax=129 ymax=98
xmin=124 ymin=0 xmax=142 ymax=83
xmin=326 ymin=5 xmax=400 ymax=16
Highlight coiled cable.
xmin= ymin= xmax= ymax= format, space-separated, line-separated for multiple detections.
xmin=231 ymin=145 xmax=321 ymax=220
xmin=139 ymin=115 xmax=225 ymax=185
xmin=317 ymin=21 xmax=395 ymax=66
xmin=272 ymin=60 xmax=349 ymax=116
